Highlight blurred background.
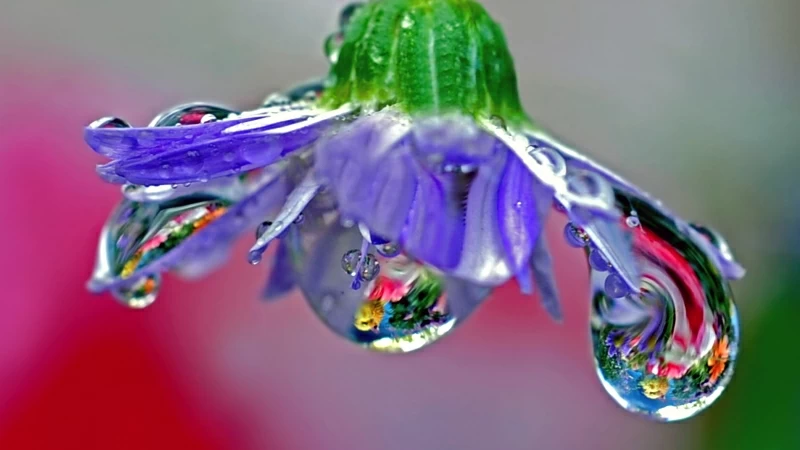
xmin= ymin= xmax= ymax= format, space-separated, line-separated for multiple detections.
xmin=0 ymin=0 xmax=798 ymax=449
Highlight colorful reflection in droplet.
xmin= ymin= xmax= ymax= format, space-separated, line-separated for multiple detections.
xmin=292 ymin=221 xmax=487 ymax=353
xmin=590 ymin=194 xmax=739 ymax=422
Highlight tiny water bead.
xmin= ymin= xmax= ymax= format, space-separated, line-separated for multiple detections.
xmin=564 ymin=223 xmax=588 ymax=248
xmin=590 ymin=194 xmax=739 ymax=422
xmin=291 ymin=221 xmax=490 ymax=352
xmin=111 ymin=274 xmax=161 ymax=309
xmin=341 ymin=249 xmax=381 ymax=281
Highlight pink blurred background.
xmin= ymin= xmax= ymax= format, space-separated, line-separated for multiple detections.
xmin=1 ymin=1 xmax=798 ymax=449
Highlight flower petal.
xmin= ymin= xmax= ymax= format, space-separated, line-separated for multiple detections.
xmin=529 ymin=235 xmax=563 ymax=322
xmin=262 ymin=238 xmax=297 ymax=301
xmin=248 ymin=171 xmax=322 ymax=263
xmin=88 ymin=171 xmax=287 ymax=293
xmin=85 ymin=107 xmax=308 ymax=158
xmin=497 ymin=153 xmax=543 ymax=275
xmin=450 ymin=151 xmax=513 ymax=285
xmin=314 ymin=112 xmax=415 ymax=240
xmin=410 ymin=115 xmax=498 ymax=168
xmin=400 ymin=165 xmax=465 ymax=270
xmin=528 ymin=130 xmax=744 ymax=280
xmin=441 ymin=276 xmax=493 ymax=322
xmin=92 ymin=105 xmax=354 ymax=185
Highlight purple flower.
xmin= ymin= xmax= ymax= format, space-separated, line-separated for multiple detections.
xmin=83 ymin=1 xmax=743 ymax=325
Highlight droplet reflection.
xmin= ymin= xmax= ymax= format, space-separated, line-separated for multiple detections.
xmin=590 ymin=194 xmax=739 ymax=422
xmin=112 ymin=274 xmax=161 ymax=309
xmin=292 ymin=221 xmax=490 ymax=353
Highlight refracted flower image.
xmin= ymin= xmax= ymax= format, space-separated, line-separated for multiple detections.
xmin=82 ymin=0 xmax=745 ymax=421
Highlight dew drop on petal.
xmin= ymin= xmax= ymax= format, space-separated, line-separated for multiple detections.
xmin=111 ymin=274 xmax=161 ymax=309
xmin=604 ymin=272 xmax=629 ymax=298
xmin=360 ymin=253 xmax=380 ymax=281
xmin=292 ymin=222 xmax=490 ymax=353
xmin=376 ymin=242 xmax=401 ymax=257
xmin=341 ymin=249 xmax=361 ymax=275
xmin=564 ymin=223 xmax=588 ymax=248
xmin=589 ymin=248 xmax=610 ymax=272
xmin=256 ymin=221 xmax=273 ymax=239
xmin=590 ymin=194 xmax=739 ymax=422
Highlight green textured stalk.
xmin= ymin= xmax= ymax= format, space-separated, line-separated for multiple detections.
xmin=321 ymin=0 xmax=531 ymax=126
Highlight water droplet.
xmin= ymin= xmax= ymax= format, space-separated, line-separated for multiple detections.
xmin=360 ymin=253 xmax=380 ymax=281
xmin=626 ymin=216 xmax=641 ymax=228
xmin=183 ymin=150 xmax=203 ymax=174
xmin=590 ymin=194 xmax=739 ymax=421
xmin=604 ymin=273 xmax=629 ymax=298
xmin=148 ymin=104 xmax=239 ymax=127
xmin=223 ymin=152 xmax=236 ymax=162
xmin=341 ymin=249 xmax=361 ymax=275
xmin=376 ymin=242 xmax=401 ymax=257
xmin=324 ymin=33 xmax=343 ymax=63
xmin=567 ymin=172 xmax=603 ymax=198
xmin=256 ymin=221 xmax=273 ymax=238
xmin=112 ymin=275 xmax=161 ymax=309
xmin=294 ymin=213 xmax=305 ymax=225
xmin=401 ymin=14 xmax=415 ymax=29
xmin=89 ymin=116 xmax=131 ymax=129
xmin=159 ymin=164 xmax=171 ymax=179
xmin=292 ymin=224 xmax=492 ymax=353
xmin=564 ymin=223 xmax=588 ymax=248
xmin=589 ymin=248 xmax=609 ymax=272
xmin=489 ymin=115 xmax=506 ymax=129
xmin=528 ymin=146 xmax=567 ymax=177
xmin=248 ymin=250 xmax=263 ymax=265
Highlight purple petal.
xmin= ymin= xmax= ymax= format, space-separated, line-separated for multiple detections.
xmin=400 ymin=166 xmax=465 ymax=270
xmin=450 ymin=152 xmax=512 ymax=285
xmin=248 ymin=172 xmax=322 ymax=263
xmin=314 ymin=113 xmax=415 ymax=241
xmin=581 ymin=218 xmax=640 ymax=293
xmin=91 ymin=106 xmax=353 ymax=185
xmin=529 ymin=131 xmax=744 ymax=280
xmin=442 ymin=277 xmax=493 ymax=321
xmin=497 ymin=153 xmax=543 ymax=274
xmin=410 ymin=116 xmax=498 ymax=167
xmin=88 ymin=174 xmax=288 ymax=293
xmin=262 ymin=239 xmax=297 ymax=301
xmin=530 ymin=235 xmax=563 ymax=322
xmin=85 ymin=108 xmax=310 ymax=158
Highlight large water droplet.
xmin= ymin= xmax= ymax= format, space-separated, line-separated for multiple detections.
xmin=590 ymin=195 xmax=739 ymax=422
xmin=112 ymin=274 xmax=161 ymax=309
xmin=291 ymin=222 xmax=490 ymax=353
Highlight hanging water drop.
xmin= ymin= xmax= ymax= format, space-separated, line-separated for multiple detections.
xmin=590 ymin=194 xmax=739 ymax=422
xmin=292 ymin=222 xmax=491 ymax=353
xmin=376 ymin=242 xmax=401 ymax=257
xmin=256 ymin=221 xmax=273 ymax=239
xmin=112 ymin=275 xmax=161 ymax=309
xmin=341 ymin=249 xmax=361 ymax=275
xmin=564 ymin=223 xmax=588 ymax=248
xmin=588 ymin=248 xmax=609 ymax=272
